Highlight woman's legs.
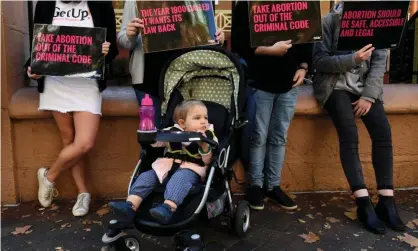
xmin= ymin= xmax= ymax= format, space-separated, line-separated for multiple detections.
xmin=71 ymin=112 xmax=100 ymax=216
xmin=360 ymin=99 xmax=393 ymax=192
xmin=38 ymin=111 xmax=99 ymax=213
xmin=52 ymin=112 xmax=88 ymax=194
xmin=324 ymin=91 xmax=367 ymax=193
xmin=324 ymin=91 xmax=385 ymax=234
xmin=46 ymin=112 xmax=100 ymax=182
xmin=38 ymin=112 xmax=74 ymax=207
xmin=360 ymin=99 xmax=405 ymax=231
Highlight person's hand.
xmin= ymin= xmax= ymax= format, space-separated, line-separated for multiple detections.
xmin=102 ymin=41 xmax=110 ymax=56
xmin=197 ymin=130 xmax=209 ymax=150
xmin=215 ymin=29 xmax=224 ymax=44
xmin=352 ymin=99 xmax=372 ymax=117
xmin=271 ymin=40 xmax=292 ymax=56
xmin=27 ymin=67 xmax=41 ymax=80
xmin=354 ymin=44 xmax=374 ymax=64
xmin=126 ymin=18 xmax=144 ymax=37
xmin=292 ymin=68 xmax=306 ymax=87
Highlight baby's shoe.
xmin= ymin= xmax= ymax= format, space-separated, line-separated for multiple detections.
xmin=108 ymin=201 xmax=136 ymax=222
xmin=149 ymin=203 xmax=174 ymax=225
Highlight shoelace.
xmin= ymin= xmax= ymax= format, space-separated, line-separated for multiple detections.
xmin=43 ymin=187 xmax=59 ymax=200
xmin=75 ymin=194 xmax=89 ymax=210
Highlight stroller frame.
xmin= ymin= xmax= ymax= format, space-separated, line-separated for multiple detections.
xmin=102 ymin=46 xmax=250 ymax=250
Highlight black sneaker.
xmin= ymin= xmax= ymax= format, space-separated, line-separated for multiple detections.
xmin=267 ymin=186 xmax=297 ymax=210
xmin=245 ymin=186 xmax=264 ymax=210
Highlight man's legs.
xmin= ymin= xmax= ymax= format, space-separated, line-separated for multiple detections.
xmin=246 ymin=89 xmax=275 ymax=210
xmin=264 ymin=87 xmax=299 ymax=210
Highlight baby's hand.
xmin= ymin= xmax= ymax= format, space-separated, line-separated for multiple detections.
xmin=197 ymin=131 xmax=209 ymax=152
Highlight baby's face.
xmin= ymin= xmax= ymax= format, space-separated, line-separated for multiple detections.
xmin=181 ymin=106 xmax=209 ymax=132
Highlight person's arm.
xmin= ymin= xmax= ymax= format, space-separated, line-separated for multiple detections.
xmin=361 ymin=49 xmax=387 ymax=101
xmin=25 ymin=1 xmax=46 ymax=81
xmin=231 ymin=1 xmax=255 ymax=60
xmin=103 ymin=2 xmax=118 ymax=63
xmin=117 ymin=1 xmax=141 ymax=50
xmin=312 ymin=14 xmax=358 ymax=73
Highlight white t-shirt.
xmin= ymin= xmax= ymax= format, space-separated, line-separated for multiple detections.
xmin=39 ymin=0 xmax=102 ymax=115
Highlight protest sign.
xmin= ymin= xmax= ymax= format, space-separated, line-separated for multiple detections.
xmin=30 ymin=24 xmax=106 ymax=79
xmin=137 ymin=0 xmax=217 ymax=53
xmin=337 ymin=1 xmax=410 ymax=50
xmin=248 ymin=1 xmax=322 ymax=47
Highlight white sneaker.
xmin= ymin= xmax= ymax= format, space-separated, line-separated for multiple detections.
xmin=37 ymin=167 xmax=58 ymax=207
xmin=72 ymin=193 xmax=91 ymax=217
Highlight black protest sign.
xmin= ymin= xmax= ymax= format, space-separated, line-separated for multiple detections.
xmin=337 ymin=1 xmax=410 ymax=51
xmin=137 ymin=0 xmax=217 ymax=53
xmin=249 ymin=1 xmax=322 ymax=47
xmin=30 ymin=24 xmax=106 ymax=79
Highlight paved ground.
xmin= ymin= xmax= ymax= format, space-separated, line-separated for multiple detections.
xmin=2 ymin=190 xmax=418 ymax=251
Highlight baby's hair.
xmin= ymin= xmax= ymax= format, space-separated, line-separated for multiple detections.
xmin=173 ymin=99 xmax=206 ymax=123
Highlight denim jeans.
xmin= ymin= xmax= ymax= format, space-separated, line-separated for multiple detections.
xmin=248 ymin=87 xmax=299 ymax=190
xmin=324 ymin=90 xmax=393 ymax=192
xmin=134 ymin=89 xmax=162 ymax=130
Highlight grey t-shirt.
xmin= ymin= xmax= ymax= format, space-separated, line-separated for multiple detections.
xmin=334 ymin=62 xmax=375 ymax=102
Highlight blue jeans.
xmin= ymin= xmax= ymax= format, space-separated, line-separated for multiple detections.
xmin=248 ymin=87 xmax=299 ymax=190
xmin=134 ymin=89 xmax=162 ymax=129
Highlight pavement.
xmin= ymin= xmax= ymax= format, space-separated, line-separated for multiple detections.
xmin=2 ymin=190 xmax=418 ymax=251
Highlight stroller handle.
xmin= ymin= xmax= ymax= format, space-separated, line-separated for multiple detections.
xmin=155 ymin=131 xmax=218 ymax=148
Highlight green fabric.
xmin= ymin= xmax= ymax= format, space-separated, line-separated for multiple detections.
xmin=162 ymin=50 xmax=240 ymax=118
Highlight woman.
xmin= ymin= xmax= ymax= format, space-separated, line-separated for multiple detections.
xmin=312 ymin=2 xmax=405 ymax=234
xmin=117 ymin=0 xmax=224 ymax=130
xmin=26 ymin=0 xmax=118 ymax=216
xmin=232 ymin=1 xmax=310 ymax=211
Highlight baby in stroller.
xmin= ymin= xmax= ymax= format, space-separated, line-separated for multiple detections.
xmin=109 ymin=99 xmax=218 ymax=225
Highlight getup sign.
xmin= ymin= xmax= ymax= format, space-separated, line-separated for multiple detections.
xmin=137 ymin=0 xmax=217 ymax=53
xmin=30 ymin=24 xmax=106 ymax=79
xmin=337 ymin=1 xmax=410 ymax=50
xmin=248 ymin=1 xmax=323 ymax=47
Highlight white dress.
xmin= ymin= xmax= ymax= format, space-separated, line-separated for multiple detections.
xmin=39 ymin=0 xmax=102 ymax=115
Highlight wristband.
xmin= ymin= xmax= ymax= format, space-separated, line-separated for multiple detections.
xmin=298 ymin=65 xmax=308 ymax=73
xmin=199 ymin=145 xmax=212 ymax=155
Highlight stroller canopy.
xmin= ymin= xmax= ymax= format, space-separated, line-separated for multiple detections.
xmin=160 ymin=47 xmax=244 ymax=120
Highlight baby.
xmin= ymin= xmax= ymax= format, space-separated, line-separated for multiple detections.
xmin=109 ymin=99 xmax=217 ymax=224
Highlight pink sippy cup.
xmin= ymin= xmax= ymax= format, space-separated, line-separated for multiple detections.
xmin=139 ymin=94 xmax=156 ymax=132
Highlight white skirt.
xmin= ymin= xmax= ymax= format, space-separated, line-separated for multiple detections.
xmin=39 ymin=76 xmax=102 ymax=115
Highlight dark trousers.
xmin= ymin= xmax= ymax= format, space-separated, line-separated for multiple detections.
xmin=324 ymin=90 xmax=394 ymax=192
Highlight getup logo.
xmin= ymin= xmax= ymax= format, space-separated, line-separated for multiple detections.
xmin=54 ymin=7 xmax=90 ymax=21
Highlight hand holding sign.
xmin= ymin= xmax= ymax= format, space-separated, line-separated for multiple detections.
xmin=127 ymin=18 xmax=144 ymax=37
xmin=215 ymin=29 xmax=224 ymax=44
xmin=272 ymin=40 xmax=292 ymax=56
xmin=354 ymin=44 xmax=374 ymax=64
xmin=27 ymin=66 xmax=41 ymax=80
xmin=102 ymin=41 xmax=110 ymax=56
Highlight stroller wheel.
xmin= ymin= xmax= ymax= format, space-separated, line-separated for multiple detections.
xmin=234 ymin=201 xmax=250 ymax=238
xmin=109 ymin=235 xmax=140 ymax=251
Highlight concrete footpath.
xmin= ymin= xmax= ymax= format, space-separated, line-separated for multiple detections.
xmin=2 ymin=191 xmax=418 ymax=251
